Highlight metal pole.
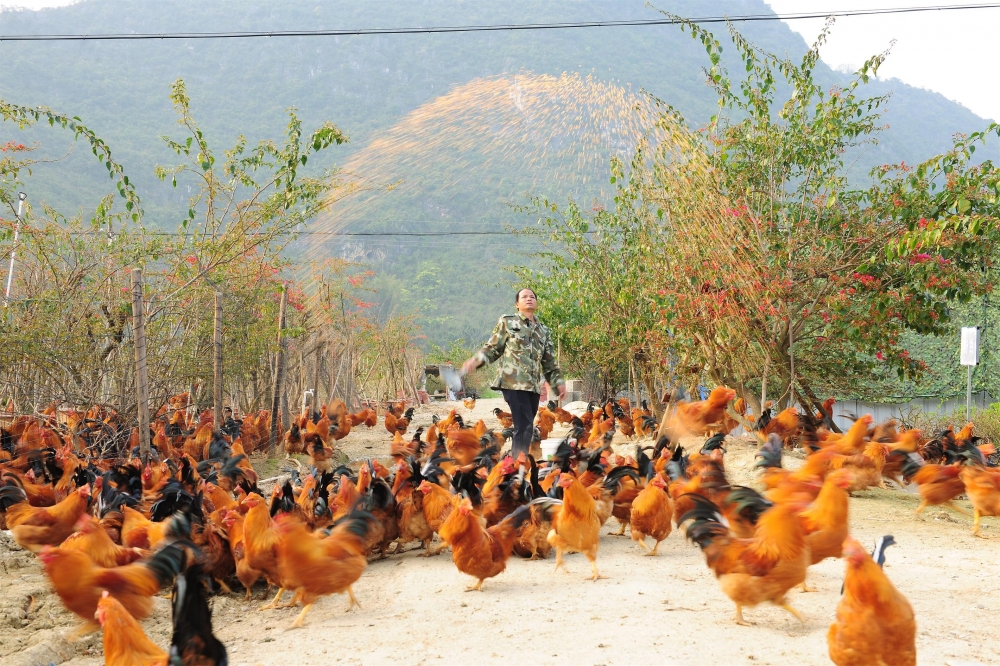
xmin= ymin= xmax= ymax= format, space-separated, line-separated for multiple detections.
xmin=213 ymin=291 xmax=223 ymax=427
xmin=268 ymin=284 xmax=288 ymax=456
xmin=4 ymin=192 xmax=26 ymax=308
xmin=967 ymin=364 xmax=973 ymax=422
xmin=131 ymin=268 xmax=151 ymax=462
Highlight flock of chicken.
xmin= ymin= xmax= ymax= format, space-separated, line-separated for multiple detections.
xmin=2 ymin=386 xmax=1000 ymax=665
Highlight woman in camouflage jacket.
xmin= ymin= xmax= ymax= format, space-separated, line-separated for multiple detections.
xmin=463 ymin=288 xmax=566 ymax=457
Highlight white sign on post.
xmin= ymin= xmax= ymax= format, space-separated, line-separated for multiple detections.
xmin=961 ymin=327 xmax=980 ymax=366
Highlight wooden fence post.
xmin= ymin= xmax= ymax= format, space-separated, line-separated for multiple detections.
xmin=268 ymin=284 xmax=288 ymax=456
xmin=213 ymin=291 xmax=224 ymax=428
xmin=130 ymin=268 xmax=151 ymax=462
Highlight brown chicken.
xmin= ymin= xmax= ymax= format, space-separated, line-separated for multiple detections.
xmin=546 ymin=474 xmax=603 ymax=580
xmin=417 ymin=479 xmax=455 ymax=555
xmin=392 ymin=459 xmax=435 ymax=552
xmin=439 ymin=497 xmax=531 ymax=591
xmin=823 ymin=415 xmax=874 ymax=455
xmin=446 ymin=428 xmax=483 ymax=467
xmin=95 ymin=591 xmax=167 ymax=666
xmin=513 ymin=499 xmax=555 ymax=560
xmin=242 ymin=492 xmax=286 ymax=607
xmin=906 ymin=456 xmax=969 ymax=516
xmin=1 ymin=481 xmax=94 ymax=552
xmin=831 ymin=441 xmax=889 ymax=492
xmin=384 ymin=408 xmax=413 ymax=435
xmin=62 ymin=515 xmax=146 ymax=568
xmin=959 ymin=465 xmax=1000 ymax=537
xmin=758 ymin=407 xmax=801 ymax=447
xmin=798 ymin=468 xmax=852 ymax=590
xmin=462 ymin=398 xmax=476 ymax=410
xmin=629 ymin=474 xmax=673 ymax=555
xmin=682 ymin=495 xmax=808 ymax=625
xmin=328 ymin=399 xmax=352 ymax=441
xmin=493 ymin=408 xmax=513 ymax=429
xmin=272 ymin=509 xmax=374 ymax=628
xmin=828 ymin=536 xmax=915 ymax=666
xmin=121 ymin=505 xmax=175 ymax=551
xmin=222 ymin=510 xmax=263 ymax=600
xmin=38 ymin=541 xmax=186 ymax=635
xmin=666 ymin=386 xmax=737 ymax=440
xmin=304 ymin=432 xmax=335 ymax=473
xmin=283 ymin=423 xmax=304 ymax=455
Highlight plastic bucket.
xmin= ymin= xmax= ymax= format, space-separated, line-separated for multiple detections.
xmin=540 ymin=438 xmax=563 ymax=461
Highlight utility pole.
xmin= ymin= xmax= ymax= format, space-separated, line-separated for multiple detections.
xmin=4 ymin=192 xmax=27 ymax=308
xmin=130 ymin=268 xmax=151 ymax=462
xmin=268 ymin=284 xmax=289 ymax=455
xmin=213 ymin=291 xmax=223 ymax=427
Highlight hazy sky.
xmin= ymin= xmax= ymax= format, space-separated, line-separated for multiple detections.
xmin=1 ymin=0 xmax=997 ymax=121
xmin=766 ymin=0 xmax=998 ymax=121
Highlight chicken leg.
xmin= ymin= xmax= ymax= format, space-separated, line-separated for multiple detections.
xmin=289 ymin=603 xmax=314 ymax=629
xmin=945 ymin=501 xmax=971 ymax=517
xmin=553 ymin=547 xmax=566 ymax=573
xmin=464 ymin=579 xmax=485 ymax=592
xmin=258 ymin=587 xmax=287 ymax=610
xmin=733 ymin=604 xmax=754 ymax=626
xmin=586 ymin=556 xmax=604 ymax=581
xmin=778 ymin=600 xmax=804 ymax=623
xmin=972 ymin=509 xmax=985 ymax=538
xmin=646 ymin=540 xmax=663 ymax=557
xmin=346 ymin=586 xmax=361 ymax=611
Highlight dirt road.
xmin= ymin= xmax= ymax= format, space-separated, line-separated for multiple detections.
xmin=2 ymin=399 xmax=998 ymax=665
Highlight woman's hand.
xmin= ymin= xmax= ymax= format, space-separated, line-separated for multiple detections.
xmin=462 ymin=357 xmax=479 ymax=375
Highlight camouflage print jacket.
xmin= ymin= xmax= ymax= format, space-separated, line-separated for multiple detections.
xmin=474 ymin=312 xmax=564 ymax=394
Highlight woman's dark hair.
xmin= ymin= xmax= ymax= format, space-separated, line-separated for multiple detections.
xmin=514 ymin=288 xmax=537 ymax=304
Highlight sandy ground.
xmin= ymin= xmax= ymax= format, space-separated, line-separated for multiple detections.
xmin=2 ymin=398 xmax=999 ymax=666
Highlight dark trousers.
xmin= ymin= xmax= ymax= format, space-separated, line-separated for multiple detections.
xmin=501 ymin=389 xmax=540 ymax=457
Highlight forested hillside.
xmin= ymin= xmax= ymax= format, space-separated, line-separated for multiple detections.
xmin=2 ymin=0 xmax=996 ymax=347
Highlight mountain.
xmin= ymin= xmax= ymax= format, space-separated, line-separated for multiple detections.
xmin=2 ymin=0 xmax=996 ymax=345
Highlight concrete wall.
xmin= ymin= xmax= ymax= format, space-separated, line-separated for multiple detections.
xmin=829 ymin=391 xmax=994 ymax=431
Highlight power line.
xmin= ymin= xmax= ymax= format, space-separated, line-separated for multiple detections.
xmin=1 ymin=3 xmax=998 ymax=42
xmin=59 ymin=229 xmax=563 ymax=236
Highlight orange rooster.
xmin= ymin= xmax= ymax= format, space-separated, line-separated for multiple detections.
xmin=959 ymin=464 xmax=1000 ymax=537
xmin=758 ymin=407 xmax=801 ymax=447
xmin=904 ymin=454 xmax=969 ymax=516
xmin=328 ymin=399 xmax=352 ymax=441
xmin=439 ymin=497 xmax=531 ymax=591
xmin=385 ymin=407 xmax=414 ymax=435
xmin=682 ymin=495 xmax=808 ymax=625
xmin=462 ymin=397 xmax=476 ymax=410
xmin=666 ymin=386 xmax=737 ymax=440
xmin=38 ymin=541 xmax=187 ymax=635
xmin=1 ymin=481 xmax=94 ymax=552
xmin=798 ymin=469 xmax=852 ymax=591
xmin=242 ymin=492 xmax=286 ymax=607
xmin=283 ymin=423 xmax=304 ymax=455
xmin=272 ymin=509 xmax=374 ymax=628
xmin=828 ymin=536 xmax=915 ymax=666
xmin=222 ymin=511 xmax=264 ymax=601
xmin=830 ymin=440 xmax=889 ymax=492
xmin=629 ymin=474 xmax=673 ymax=555
xmin=446 ymin=428 xmax=483 ymax=466
xmin=493 ymin=407 xmax=513 ymax=429
xmin=62 ymin=515 xmax=146 ymax=568
xmin=120 ymin=505 xmax=176 ymax=551
xmin=392 ymin=458 xmax=435 ymax=552
xmin=95 ymin=591 xmax=167 ymax=666
xmin=546 ymin=474 xmax=603 ymax=580
xmin=416 ymin=479 xmax=455 ymax=556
